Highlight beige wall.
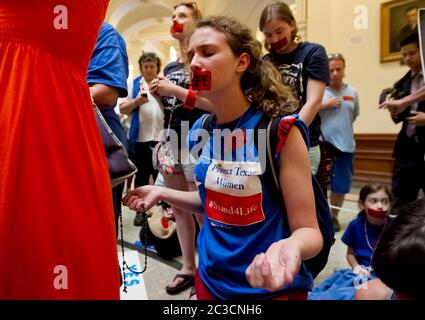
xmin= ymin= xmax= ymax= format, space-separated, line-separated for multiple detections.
xmin=308 ymin=0 xmax=409 ymax=134
xmin=108 ymin=0 xmax=413 ymax=134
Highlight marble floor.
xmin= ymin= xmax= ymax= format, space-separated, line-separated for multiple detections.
xmin=117 ymin=193 xmax=360 ymax=300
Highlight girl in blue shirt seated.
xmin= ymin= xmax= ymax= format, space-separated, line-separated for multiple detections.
xmin=342 ymin=184 xmax=392 ymax=276
xmin=309 ymin=184 xmax=391 ymax=300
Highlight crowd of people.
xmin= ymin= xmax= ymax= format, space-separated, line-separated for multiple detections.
xmin=1 ymin=1 xmax=424 ymax=300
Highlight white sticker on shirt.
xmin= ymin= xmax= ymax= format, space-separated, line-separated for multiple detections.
xmin=204 ymin=160 xmax=265 ymax=226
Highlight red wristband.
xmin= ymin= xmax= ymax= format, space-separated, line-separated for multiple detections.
xmin=184 ymin=86 xmax=196 ymax=111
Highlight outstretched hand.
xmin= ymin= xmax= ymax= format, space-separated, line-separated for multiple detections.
xmin=245 ymin=239 xmax=302 ymax=292
xmin=122 ymin=185 xmax=163 ymax=212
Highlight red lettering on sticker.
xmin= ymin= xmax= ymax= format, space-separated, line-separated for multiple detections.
xmin=343 ymin=96 xmax=354 ymax=101
xmin=205 ymin=189 xmax=265 ymax=226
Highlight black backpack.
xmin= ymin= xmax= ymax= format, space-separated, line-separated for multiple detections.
xmin=201 ymin=113 xmax=335 ymax=278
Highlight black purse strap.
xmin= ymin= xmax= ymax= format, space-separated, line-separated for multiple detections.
xmin=91 ymin=99 xmax=145 ymax=293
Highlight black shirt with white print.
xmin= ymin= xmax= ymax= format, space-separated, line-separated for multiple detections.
xmin=263 ymin=42 xmax=329 ymax=147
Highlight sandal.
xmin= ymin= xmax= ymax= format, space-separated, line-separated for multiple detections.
xmin=165 ymin=273 xmax=195 ymax=295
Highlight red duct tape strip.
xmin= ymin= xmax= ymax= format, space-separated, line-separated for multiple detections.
xmin=270 ymin=37 xmax=288 ymax=51
xmin=367 ymin=208 xmax=388 ymax=219
xmin=191 ymin=70 xmax=212 ymax=91
xmin=171 ymin=21 xmax=184 ymax=34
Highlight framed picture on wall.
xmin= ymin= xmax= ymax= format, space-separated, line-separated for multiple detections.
xmin=381 ymin=0 xmax=425 ymax=62
xmin=419 ymin=9 xmax=425 ymax=74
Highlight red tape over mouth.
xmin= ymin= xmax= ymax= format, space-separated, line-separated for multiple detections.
xmin=367 ymin=208 xmax=388 ymax=219
xmin=191 ymin=70 xmax=212 ymax=91
xmin=270 ymin=37 xmax=288 ymax=51
xmin=171 ymin=21 xmax=184 ymax=34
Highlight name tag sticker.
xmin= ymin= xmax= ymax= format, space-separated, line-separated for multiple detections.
xmin=204 ymin=161 xmax=265 ymax=226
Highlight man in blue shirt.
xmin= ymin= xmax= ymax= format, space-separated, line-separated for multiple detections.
xmin=87 ymin=22 xmax=129 ymax=232
xmin=319 ymin=53 xmax=360 ymax=231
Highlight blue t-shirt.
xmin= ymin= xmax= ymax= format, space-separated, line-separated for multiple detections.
xmin=263 ymin=42 xmax=329 ymax=147
xmin=320 ymin=84 xmax=360 ymax=153
xmin=341 ymin=214 xmax=385 ymax=267
xmin=87 ymin=22 xmax=129 ymax=147
xmin=187 ymin=106 xmax=312 ymax=299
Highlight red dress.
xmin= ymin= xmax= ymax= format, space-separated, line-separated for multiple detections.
xmin=0 ymin=0 xmax=120 ymax=299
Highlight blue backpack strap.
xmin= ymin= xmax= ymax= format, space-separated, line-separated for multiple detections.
xmin=200 ymin=113 xmax=213 ymax=131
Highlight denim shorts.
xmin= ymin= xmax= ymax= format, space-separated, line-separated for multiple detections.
xmin=330 ymin=151 xmax=354 ymax=194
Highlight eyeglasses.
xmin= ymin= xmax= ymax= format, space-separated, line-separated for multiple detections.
xmin=328 ymin=53 xmax=345 ymax=60
xmin=174 ymin=1 xmax=198 ymax=11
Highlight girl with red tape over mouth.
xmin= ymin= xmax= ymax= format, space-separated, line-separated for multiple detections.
xmin=358 ymin=184 xmax=391 ymax=224
xmin=341 ymin=184 xmax=392 ymax=277
xmin=170 ymin=2 xmax=201 ymax=39
xmin=260 ymin=2 xmax=329 ymax=177
xmin=150 ymin=2 xmax=213 ymax=113
xmin=260 ymin=2 xmax=300 ymax=56
xmin=309 ymin=184 xmax=392 ymax=300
